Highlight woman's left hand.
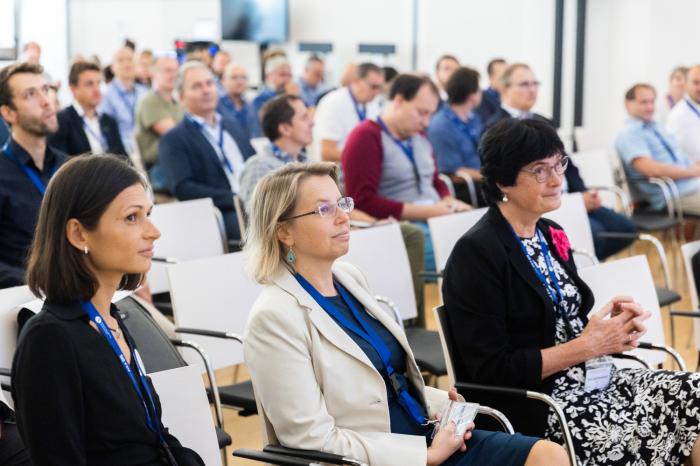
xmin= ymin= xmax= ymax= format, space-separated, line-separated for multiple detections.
xmin=447 ymin=387 xmax=474 ymax=448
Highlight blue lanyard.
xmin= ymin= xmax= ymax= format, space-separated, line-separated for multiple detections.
xmin=444 ymin=107 xmax=481 ymax=148
xmin=509 ymin=227 xmax=574 ymax=336
xmin=2 ymin=142 xmax=56 ymax=195
xmin=80 ymin=116 xmax=108 ymax=150
xmin=114 ymin=85 xmax=136 ymax=117
xmin=294 ymin=273 xmax=428 ymax=425
xmin=270 ymin=143 xmax=307 ymax=163
xmin=348 ymin=89 xmax=367 ymax=121
xmin=377 ymin=117 xmax=422 ymax=194
xmin=187 ymin=114 xmax=234 ymax=174
xmin=646 ymin=124 xmax=678 ymax=163
xmin=80 ymin=301 xmax=161 ymax=434
xmin=222 ymin=96 xmax=249 ymax=130
xmin=685 ymin=98 xmax=700 ymax=122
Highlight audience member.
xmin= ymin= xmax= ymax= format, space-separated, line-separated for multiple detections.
xmin=297 ymin=55 xmax=326 ymax=107
xmin=253 ymin=53 xmax=295 ymax=113
xmin=434 ymin=54 xmax=459 ymax=101
xmin=617 ymin=83 xmax=700 ymax=215
xmin=443 ymin=118 xmax=700 ymax=464
xmin=13 ymin=155 xmax=204 ymax=465
xmin=49 ymin=61 xmax=126 ymax=157
xmin=159 ymin=61 xmax=255 ymax=240
xmin=211 ymin=49 xmax=231 ymax=81
xmin=242 ymin=161 xmax=567 ymax=466
xmin=490 ymin=63 xmax=636 ymax=259
xmin=476 ymin=58 xmax=507 ymax=123
xmin=667 ymin=65 xmax=700 ymax=162
xmin=666 ymin=66 xmax=688 ymax=110
xmin=20 ymin=42 xmax=41 ymax=66
xmin=313 ymin=62 xmax=384 ymax=162
xmin=100 ymin=46 xmax=148 ymax=153
xmin=239 ymin=94 xmax=311 ymax=207
xmin=342 ymin=74 xmax=470 ymax=271
xmin=135 ymin=49 xmax=154 ymax=86
xmin=217 ymin=63 xmax=261 ymax=140
xmin=135 ymin=55 xmax=184 ymax=190
xmin=184 ymin=42 xmax=213 ymax=67
xmin=427 ymin=66 xmax=484 ymax=205
xmin=0 ymin=63 xmax=67 ymax=288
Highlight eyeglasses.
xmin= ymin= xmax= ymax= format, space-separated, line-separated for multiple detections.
xmin=363 ymin=80 xmax=384 ymax=91
xmin=520 ymin=156 xmax=568 ymax=183
xmin=281 ymin=197 xmax=354 ymax=221
xmin=514 ymin=80 xmax=541 ymax=89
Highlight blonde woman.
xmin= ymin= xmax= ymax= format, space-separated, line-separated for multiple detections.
xmin=242 ymin=162 xmax=567 ymax=466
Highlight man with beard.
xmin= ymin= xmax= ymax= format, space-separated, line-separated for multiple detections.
xmin=0 ymin=63 xmax=68 ymax=288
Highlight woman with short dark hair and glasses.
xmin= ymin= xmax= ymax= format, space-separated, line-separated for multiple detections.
xmin=443 ymin=118 xmax=700 ymax=465
xmin=12 ymin=155 xmax=204 ymax=466
xmin=242 ymin=161 xmax=567 ymax=466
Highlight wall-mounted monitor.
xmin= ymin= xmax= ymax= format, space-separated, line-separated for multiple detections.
xmin=221 ymin=0 xmax=289 ymax=44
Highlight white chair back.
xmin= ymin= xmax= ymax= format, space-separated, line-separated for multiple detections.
xmin=167 ymin=252 xmax=260 ymax=370
xmin=578 ymin=255 xmax=666 ymax=366
xmin=570 ymin=149 xmax=619 ymax=209
xmin=345 ymin=223 xmax=418 ymax=320
xmin=543 ymin=192 xmax=598 ymax=268
xmin=149 ymin=366 xmax=221 ymax=466
xmin=149 ymin=198 xmax=226 ymax=294
xmin=0 ymin=286 xmax=38 ymax=372
xmin=427 ymin=208 xmax=488 ymax=273
xmin=681 ymin=241 xmax=700 ymax=348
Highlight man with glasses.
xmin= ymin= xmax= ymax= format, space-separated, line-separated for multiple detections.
xmin=312 ymin=62 xmax=384 ymax=163
xmin=253 ymin=54 xmax=295 ymax=115
xmin=490 ymin=63 xmax=636 ymax=260
xmin=217 ymin=63 xmax=261 ymax=140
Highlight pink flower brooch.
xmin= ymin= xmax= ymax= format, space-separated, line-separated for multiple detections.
xmin=549 ymin=226 xmax=571 ymax=262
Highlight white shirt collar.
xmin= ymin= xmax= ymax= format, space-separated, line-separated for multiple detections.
xmin=72 ymin=101 xmax=99 ymax=120
xmin=501 ymin=103 xmax=531 ymax=119
xmin=187 ymin=111 xmax=221 ymax=129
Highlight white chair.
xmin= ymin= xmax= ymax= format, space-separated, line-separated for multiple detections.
xmin=680 ymin=241 xmax=700 ymax=367
xmin=166 ymin=252 xmax=261 ymax=416
xmin=543 ymin=192 xmax=598 ymax=268
xmin=149 ymin=365 xmax=222 ymax=466
xmin=427 ymin=208 xmax=488 ymax=274
xmin=149 ymin=198 xmax=228 ymax=294
xmin=570 ymin=149 xmax=627 ymax=211
xmin=578 ymin=255 xmax=685 ymax=370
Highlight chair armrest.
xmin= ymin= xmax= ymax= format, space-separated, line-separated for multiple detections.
xmin=234 ymin=448 xmax=326 ymax=466
xmin=374 ymin=296 xmax=402 ymax=326
xmin=637 ymin=342 xmax=687 ymax=371
xmin=451 ymin=173 xmax=479 ymax=208
xmin=418 ymin=270 xmax=443 ymax=280
xmin=647 ymin=177 xmax=678 ymax=219
xmin=175 ymin=327 xmax=244 ymax=343
xmin=587 ymin=185 xmax=632 ymax=215
xmin=611 ymin=352 xmax=651 ymax=369
xmin=227 ymin=239 xmax=243 ymax=252
xmin=596 ymin=232 xmax=673 ymax=289
xmin=438 ymin=173 xmax=456 ymax=198
xmin=476 ymin=405 xmax=514 ymax=434
xmin=669 ymin=310 xmax=700 ymax=318
xmin=571 ymin=248 xmax=599 ymax=266
xmin=263 ymin=445 xmax=368 ymax=466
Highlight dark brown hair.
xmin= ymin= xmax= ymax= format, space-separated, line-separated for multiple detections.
xmin=388 ymin=73 xmax=439 ymax=101
xmin=26 ymin=155 xmax=148 ymax=303
xmin=68 ymin=61 xmax=101 ymax=86
xmin=260 ymin=93 xmax=302 ymax=141
xmin=0 ymin=62 xmax=44 ymax=108
xmin=446 ymin=66 xmax=481 ymax=105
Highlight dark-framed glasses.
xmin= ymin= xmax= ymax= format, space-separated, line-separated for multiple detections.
xmin=520 ymin=156 xmax=569 ymax=183
xmin=282 ymin=197 xmax=354 ymax=221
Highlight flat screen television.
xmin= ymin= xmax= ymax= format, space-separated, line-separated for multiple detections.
xmin=221 ymin=0 xmax=289 ymax=43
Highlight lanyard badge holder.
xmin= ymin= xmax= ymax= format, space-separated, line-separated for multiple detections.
xmin=80 ymin=301 xmax=179 ymax=465
xmin=431 ymin=400 xmax=479 ymax=439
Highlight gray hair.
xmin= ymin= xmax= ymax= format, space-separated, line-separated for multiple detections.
xmin=499 ymin=63 xmax=531 ymax=88
xmin=175 ymin=60 xmax=212 ymax=93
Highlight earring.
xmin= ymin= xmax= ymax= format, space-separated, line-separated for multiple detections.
xmin=502 ymin=193 xmax=509 ymax=203
xmin=83 ymin=246 xmax=89 ymax=255
xmin=285 ymin=247 xmax=296 ymax=264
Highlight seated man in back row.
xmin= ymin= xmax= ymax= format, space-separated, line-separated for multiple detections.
xmin=617 ymin=82 xmax=700 ymax=216
xmin=159 ymin=60 xmax=255 ymax=241
xmin=342 ymin=73 xmax=471 ymax=273
xmin=488 ymin=63 xmax=637 ymax=260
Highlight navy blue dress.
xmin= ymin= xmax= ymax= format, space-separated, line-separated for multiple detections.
xmin=326 ymin=293 xmax=539 ymax=465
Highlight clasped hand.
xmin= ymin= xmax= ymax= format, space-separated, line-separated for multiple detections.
xmin=580 ymin=296 xmax=651 ymax=359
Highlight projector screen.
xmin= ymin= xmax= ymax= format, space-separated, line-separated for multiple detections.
xmin=221 ymin=0 xmax=288 ymax=44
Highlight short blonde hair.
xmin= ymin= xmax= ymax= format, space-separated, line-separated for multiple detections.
xmin=243 ymin=162 xmax=339 ymax=283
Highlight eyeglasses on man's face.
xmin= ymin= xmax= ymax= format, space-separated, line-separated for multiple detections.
xmin=282 ymin=197 xmax=355 ymax=221
xmin=513 ymin=80 xmax=541 ymax=89
xmin=520 ymin=156 xmax=568 ymax=183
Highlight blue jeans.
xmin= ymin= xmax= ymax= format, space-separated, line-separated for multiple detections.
xmin=414 ymin=221 xmax=436 ymax=274
xmin=588 ymin=207 xmax=637 ymax=260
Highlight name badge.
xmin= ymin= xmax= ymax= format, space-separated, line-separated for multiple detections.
xmin=584 ymin=356 xmax=613 ymax=392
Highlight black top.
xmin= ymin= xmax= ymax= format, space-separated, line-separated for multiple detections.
xmin=0 ymin=139 xmax=68 ymax=288
xmin=441 ymin=206 xmax=594 ymax=436
xmin=48 ymin=105 xmax=127 ymax=158
xmin=11 ymin=300 xmax=202 ymax=466
xmin=325 ymin=293 xmax=427 ymax=436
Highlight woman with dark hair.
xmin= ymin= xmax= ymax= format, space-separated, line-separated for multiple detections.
xmin=11 ymin=155 xmax=204 ymax=466
xmin=442 ymin=118 xmax=700 ymax=465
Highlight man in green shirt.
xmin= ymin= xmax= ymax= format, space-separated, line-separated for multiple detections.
xmin=135 ymin=55 xmax=184 ymax=190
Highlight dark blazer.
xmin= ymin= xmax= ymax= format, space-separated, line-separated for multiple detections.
xmin=475 ymin=87 xmax=501 ymax=124
xmin=159 ymin=116 xmax=255 ymax=211
xmin=11 ymin=300 xmax=203 ymax=466
xmin=485 ymin=108 xmax=587 ymax=193
xmin=0 ymin=117 xmax=9 ymax=146
xmin=442 ymin=206 xmax=594 ymax=436
xmin=49 ymin=105 xmax=127 ymax=157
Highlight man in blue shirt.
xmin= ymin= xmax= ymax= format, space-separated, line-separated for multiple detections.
xmin=428 ymin=66 xmax=484 ymax=205
xmin=297 ymin=55 xmax=326 ymax=108
xmin=476 ymin=58 xmax=507 ymax=123
xmin=0 ymin=63 xmax=68 ymax=288
xmin=616 ymin=83 xmax=700 ymax=214
xmin=253 ymin=54 xmax=294 ymax=114
xmin=99 ymin=46 xmax=148 ymax=153
xmin=217 ymin=63 xmax=261 ymax=140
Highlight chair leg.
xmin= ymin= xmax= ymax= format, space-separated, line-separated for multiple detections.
xmin=668 ymin=305 xmax=676 ymax=348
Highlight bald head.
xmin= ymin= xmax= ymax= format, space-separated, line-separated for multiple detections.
xmin=112 ymin=46 xmax=135 ymax=83
xmin=686 ymin=65 xmax=700 ymax=105
xmin=222 ymin=63 xmax=249 ymax=98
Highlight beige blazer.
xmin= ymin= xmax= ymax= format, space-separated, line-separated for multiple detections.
xmin=243 ymin=261 xmax=448 ymax=466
